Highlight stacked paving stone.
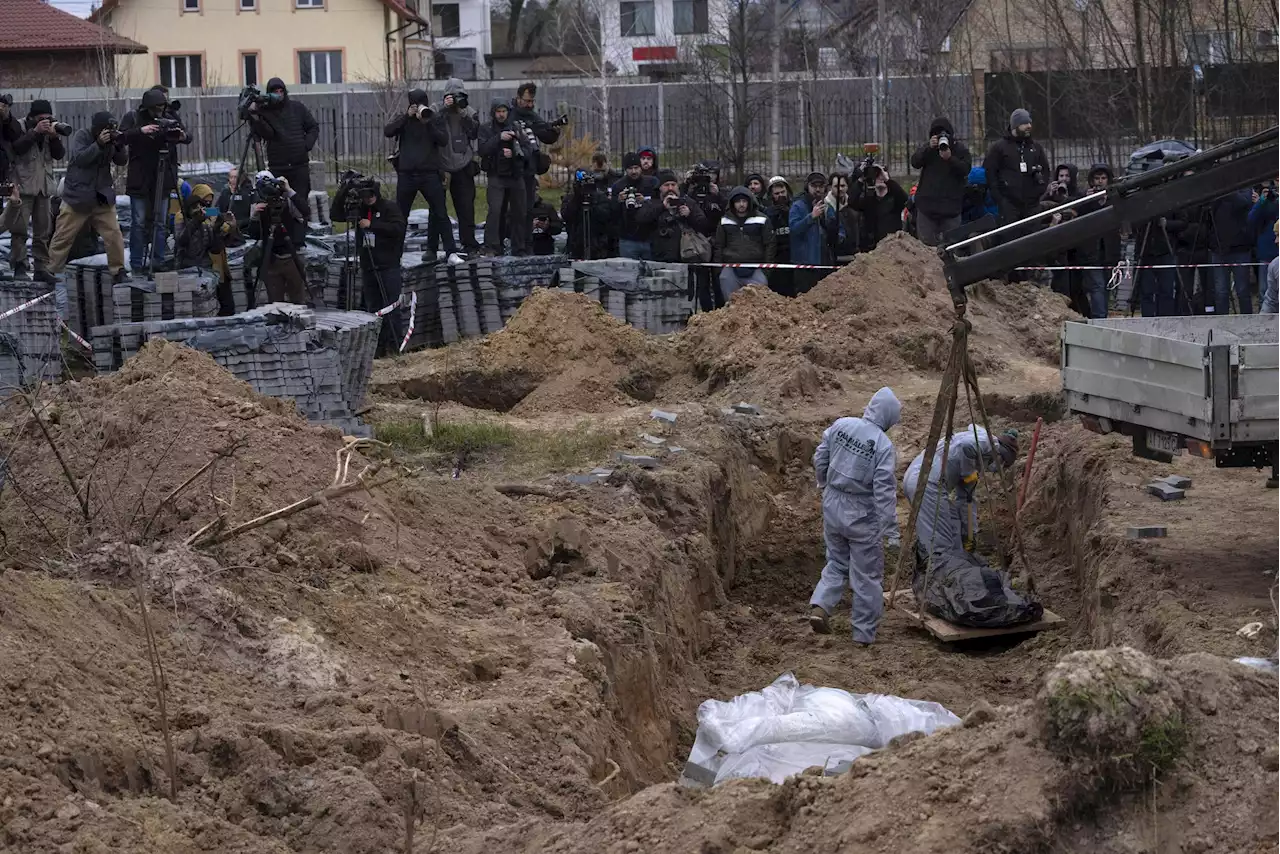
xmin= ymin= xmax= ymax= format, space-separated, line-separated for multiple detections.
xmin=64 ymin=267 xmax=221 ymax=339
xmin=0 ymin=280 xmax=63 ymax=388
xmin=90 ymin=304 xmax=380 ymax=434
xmin=557 ymin=259 xmax=694 ymax=334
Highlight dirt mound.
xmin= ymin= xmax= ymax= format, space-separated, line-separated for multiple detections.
xmin=457 ymin=649 xmax=1277 ymax=854
xmin=679 ymin=233 xmax=1077 ymax=401
xmin=374 ymin=290 xmax=676 ymax=412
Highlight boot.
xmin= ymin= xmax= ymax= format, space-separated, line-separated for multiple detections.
xmin=809 ymin=605 xmax=831 ymax=635
xmin=11 ymin=264 xmax=30 ymax=282
xmin=112 ymin=268 xmax=131 ymax=286
xmin=34 ymin=270 xmax=56 ymax=286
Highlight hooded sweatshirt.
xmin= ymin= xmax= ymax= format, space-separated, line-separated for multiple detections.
xmin=433 ymin=78 xmax=479 ymax=174
xmin=812 ymin=387 xmax=901 ymax=543
xmin=713 ymin=186 xmax=775 ymax=264
xmin=247 ymin=78 xmax=319 ymax=173
xmin=62 ymin=112 xmax=128 ymax=213
xmin=174 ymin=183 xmax=225 ymax=266
xmin=637 ymin=146 xmax=659 ymax=179
xmin=908 ymin=117 xmax=972 ymax=218
xmin=478 ymin=100 xmax=521 ymax=180
xmin=116 ymin=88 xmax=188 ymax=196
xmin=385 ymin=89 xmax=445 ymax=173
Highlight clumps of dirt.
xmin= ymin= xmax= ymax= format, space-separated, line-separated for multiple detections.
xmin=678 ymin=233 xmax=1078 ymax=401
xmin=374 ymin=290 xmax=677 ymax=413
xmin=457 ymin=648 xmax=1278 ymax=854
xmin=0 ymin=339 xmax=384 ymax=568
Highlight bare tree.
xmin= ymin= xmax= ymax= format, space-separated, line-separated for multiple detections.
xmin=554 ymin=0 xmax=627 ymax=153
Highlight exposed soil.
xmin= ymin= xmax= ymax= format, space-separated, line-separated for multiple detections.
xmin=0 ymin=238 xmax=1275 ymax=854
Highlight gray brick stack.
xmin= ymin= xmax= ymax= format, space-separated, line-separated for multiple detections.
xmin=64 ymin=267 xmax=222 ymax=339
xmin=89 ymin=304 xmax=381 ymax=435
xmin=0 ymin=281 xmax=62 ymax=389
xmin=557 ymin=259 xmax=693 ymax=334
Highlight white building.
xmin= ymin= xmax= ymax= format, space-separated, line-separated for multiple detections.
xmin=411 ymin=0 xmax=493 ymax=80
xmin=600 ymin=0 xmax=723 ymax=76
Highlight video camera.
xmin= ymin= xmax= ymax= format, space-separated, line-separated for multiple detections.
xmin=155 ymin=115 xmax=185 ymax=141
xmin=255 ymin=173 xmax=286 ymax=204
xmin=338 ymin=169 xmax=379 ymax=218
xmin=572 ymin=168 xmax=608 ymax=195
xmin=686 ymin=162 xmax=717 ymax=200
xmin=237 ymin=85 xmax=283 ymax=120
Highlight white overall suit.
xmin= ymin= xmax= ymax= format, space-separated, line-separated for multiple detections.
xmin=808 ymin=387 xmax=902 ymax=644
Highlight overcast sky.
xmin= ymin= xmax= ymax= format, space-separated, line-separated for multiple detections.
xmin=53 ymin=0 xmax=95 ymax=18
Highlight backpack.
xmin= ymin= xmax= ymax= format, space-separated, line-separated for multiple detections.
xmin=680 ymin=227 xmax=713 ymax=262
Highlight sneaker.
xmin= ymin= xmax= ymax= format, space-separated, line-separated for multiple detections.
xmin=446 ymin=253 xmax=465 ymax=266
xmin=809 ymin=606 xmax=831 ymax=635
xmin=112 ymin=269 xmax=131 ymax=285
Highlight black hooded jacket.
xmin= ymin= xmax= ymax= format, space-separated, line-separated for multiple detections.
xmin=713 ymin=187 xmax=775 ymax=263
xmin=119 ymin=88 xmax=190 ymax=196
xmin=610 ymin=172 xmax=659 ymax=242
xmin=330 ymin=183 xmax=407 ymax=270
xmin=636 ymin=193 xmax=708 ymax=263
xmin=909 ymin=117 xmax=973 ymax=218
xmin=478 ymin=100 xmax=524 ymax=180
xmin=637 ymin=146 xmax=659 ymax=180
xmin=385 ymin=89 xmax=446 ymax=173
xmin=247 ymin=78 xmax=319 ymax=172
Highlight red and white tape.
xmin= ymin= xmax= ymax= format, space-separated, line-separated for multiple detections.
xmin=690 ymin=261 xmax=840 ymax=270
xmin=398 ymin=291 xmax=417 ymax=353
xmin=1015 ymin=262 xmax=1263 ymax=271
xmin=59 ymin=319 xmax=93 ymax=352
xmin=0 ymin=291 xmax=53 ymax=322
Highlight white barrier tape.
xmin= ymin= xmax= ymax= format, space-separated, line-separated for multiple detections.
xmin=689 ymin=262 xmax=840 ymax=270
xmin=0 ymin=291 xmax=53 ymax=322
xmin=398 ymin=291 xmax=417 ymax=354
xmin=1016 ymin=262 xmax=1263 ymax=271
xmin=59 ymin=319 xmax=93 ymax=352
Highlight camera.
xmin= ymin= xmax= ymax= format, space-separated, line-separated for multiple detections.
xmin=237 ymin=85 xmax=282 ymax=119
xmin=938 ymin=134 xmax=950 ymax=150
xmin=156 ymin=116 xmax=184 ymax=140
xmin=29 ymin=116 xmax=72 ymax=136
xmin=664 ymin=195 xmax=681 ymax=210
xmin=572 ymin=168 xmax=598 ymax=191
xmin=451 ymin=93 xmax=469 ymax=110
xmin=621 ymin=186 xmax=642 ymax=209
xmin=255 ymin=174 xmax=286 ymax=203
xmin=686 ymin=165 xmax=714 ymax=200
xmin=551 ymin=113 xmax=570 ymax=129
xmin=0 ymin=183 xmax=13 ymax=197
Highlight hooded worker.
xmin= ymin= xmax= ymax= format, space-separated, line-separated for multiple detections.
xmin=809 ymin=387 xmax=902 ymax=644
xmin=246 ymin=77 xmax=319 ymax=245
xmin=903 ymin=426 xmax=1018 ymax=557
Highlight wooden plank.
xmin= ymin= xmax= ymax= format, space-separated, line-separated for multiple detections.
xmin=883 ymin=590 xmax=1066 ymax=643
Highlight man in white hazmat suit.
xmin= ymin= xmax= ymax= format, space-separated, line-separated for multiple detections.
xmin=808 ymin=387 xmax=902 ymax=644
xmin=903 ymin=426 xmax=1018 ymax=557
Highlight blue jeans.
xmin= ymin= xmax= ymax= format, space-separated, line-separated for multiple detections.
xmin=619 ymin=238 xmax=652 ymax=261
xmin=129 ymin=194 xmax=166 ymax=270
xmin=1138 ymin=256 xmax=1177 ymax=317
xmin=1212 ymin=251 xmax=1253 ymax=314
xmin=1084 ymin=269 xmax=1108 ymax=319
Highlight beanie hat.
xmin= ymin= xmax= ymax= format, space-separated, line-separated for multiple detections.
xmin=408 ymin=88 xmax=430 ymax=106
xmin=28 ymin=99 xmax=52 ymax=117
xmin=622 ymin=152 xmax=641 ymax=169
xmin=805 ymin=171 xmax=827 ymax=186
xmin=1010 ymin=108 xmax=1032 ymax=131
xmin=90 ymin=111 xmax=115 ymax=135
xmin=656 ymin=168 xmax=678 ymax=185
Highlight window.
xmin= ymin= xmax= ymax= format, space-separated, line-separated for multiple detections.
xmin=672 ymin=0 xmax=707 ymax=34
xmin=241 ymin=52 xmax=259 ymax=86
xmin=298 ymin=50 xmax=343 ymax=84
xmin=1188 ymin=31 xmax=1239 ymax=65
xmin=182 ymin=0 xmax=199 ymax=10
xmin=620 ymin=0 xmax=655 ymax=36
xmin=295 ymin=0 xmax=324 ymax=7
xmin=433 ymin=3 xmax=461 ymax=37
xmin=158 ymin=54 xmax=202 ymax=88
xmin=434 ymin=47 xmax=478 ymax=80
xmin=240 ymin=0 xmax=256 ymax=9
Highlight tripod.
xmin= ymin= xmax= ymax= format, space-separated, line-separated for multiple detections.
xmin=246 ymin=199 xmax=307 ymax=306
xmin=138 ymin=147 xmax=185 ymax=279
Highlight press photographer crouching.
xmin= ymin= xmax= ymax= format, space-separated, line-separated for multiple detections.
xmin=331 ymin=171 xmax=408 ymax=355
xmin=246 ymin=171 xmax=308 ymax=305
xmin=561 ymin=167 xmax=617 ymax=260
xmin=47 ymin=112 xmax=129 ymax=285
xmin=636 ymin=169 xmax=707 ymax=263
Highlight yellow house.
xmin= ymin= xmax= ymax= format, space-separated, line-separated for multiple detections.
xmin=89 ymin=0 xmax=429 ymax=89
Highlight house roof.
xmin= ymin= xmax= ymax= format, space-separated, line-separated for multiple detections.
xmin=90 ymin=0 xmax=427 ymax=27
xmin=1 ymin=0 xmax=146 ymax=54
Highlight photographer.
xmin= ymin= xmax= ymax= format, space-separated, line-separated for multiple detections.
xmin=47 ymin=112 xmax=128 ymax=286
xmin=852 ymin=163 xmax=907 ymax=251
xmin=8 ymin=99 xmax=67 ymax=282
xmin=510 ymin=82 xmax=562 ymax=209
xmin=120 ymin=88 xmax=191 ymax=275
xmin=823 ymin=173 xmax=862 ymax=261
xmin=764 ymin=176 xmax=794 ymax=296
xmin=246 ymin=78 xmax=319 ymax=245
xmin=683 ymin=163 xmax=725 ymax=237
xmin=246 ymin=171 xmax=308 ymax=305
xmin=530 ymin=194 xmax=563 ymax=255
xmin=432 ymin=78 xmax=481 ymax=254
xmin=1072 ymin=165 xmax=1120 ymax=318
xmin=909 ymin=117 xmax=972 ymax=246
xmin=561 ymin=170 xmax=617 ymax=260
xmin=386 ymin=89 xmax=462 ymax=265
xmin=713 ymin=186 xmax=775 ymax=302
xmin=331 ymin=175 xmax=408 ymax=354
xmin=636 ymin=169 xmax=707 ymax=263
xmin=1038 ymin=163 xmax=1084 ymax=301
xmin=611 ymin=152 xmax=658 ymax=259
xmin=174 ymin=183 xmax=231 ymax=311
xmin=478 ymin=100 xmax=529 ymax=256
xmin=983 ymin=108 xmax=1049 ymax=231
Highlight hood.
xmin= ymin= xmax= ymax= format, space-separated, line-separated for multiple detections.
xmin=266 ymin=77 xmax=289 ymax=100
xmin=444 ymin=77 xmax=467 ymax=98
xmin=745 ymin=172 xmax=765 ymax=188
xmin=1087 ymin=163 xmax=1114 ymax=183
xmin=726 ymin=185 xmax=753 ymax=208
xmin=862 ymin=387 xmax=901 ymax=432
xmin=967 ymin=166 xmax=987 ymax=185
xmin=1055 ymin=163 xmax=1079 ymax=192
xmin=489 ymin=99 xmax=509 ymax=120
xmin=90 ymin=111 xmax=116 ymax=135
xmin=190 ymin=183 xmax=214 ymax=203
xmin=140 ymin=89 xmax=166 ymax=111
xmin=637 ymin=146 xmax=659 ymax=169
xmin=409 ymin=88 xmax=430 ymax=106
xmin=928 ymin=116 xmax=955 ymax=137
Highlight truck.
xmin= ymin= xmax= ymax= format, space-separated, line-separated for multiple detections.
xmin=1060 ymin=315 xmax=1278 ymax=475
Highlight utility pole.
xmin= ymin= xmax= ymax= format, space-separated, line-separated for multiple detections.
xmin=770 ymin=0 xmax=782 ymax=176
xmin=874 ymin=0 xmax=887 ymax=145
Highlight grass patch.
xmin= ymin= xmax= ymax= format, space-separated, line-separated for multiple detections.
xmin=374 ymin=417 xmax=611 ymax=471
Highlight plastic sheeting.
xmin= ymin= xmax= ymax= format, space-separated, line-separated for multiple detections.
xmin=682 ymin=672 xmax=960 ymax=786
xmin=913 ymin=547 xmax=1044 ymax=628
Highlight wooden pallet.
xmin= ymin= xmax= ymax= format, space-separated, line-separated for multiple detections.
xmin=884 ymin=590 xmax=1066 ymax=642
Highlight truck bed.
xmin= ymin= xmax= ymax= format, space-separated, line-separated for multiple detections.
xmin=1061 ymin=315 xmax=1278 ymax=452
